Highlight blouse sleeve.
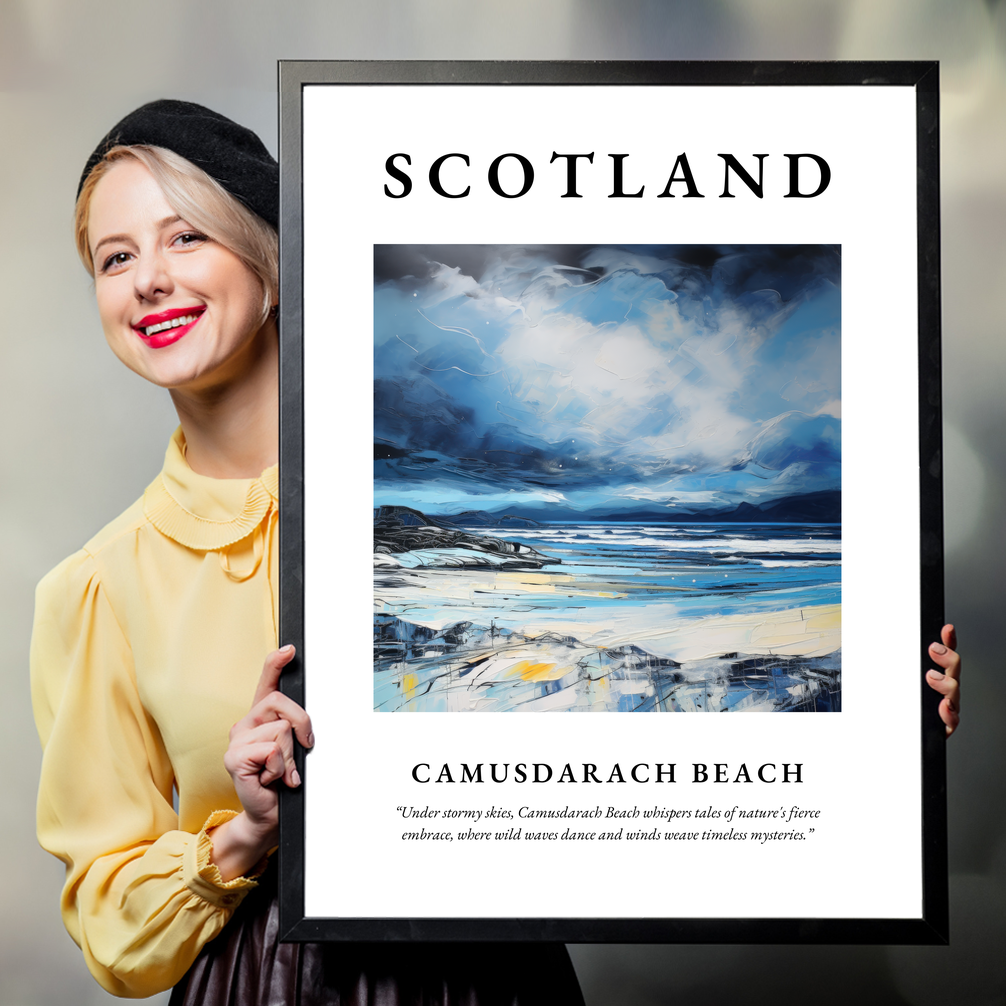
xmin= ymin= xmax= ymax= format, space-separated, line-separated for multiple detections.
xmin=31 ymin=549 xmax=262 ymax=998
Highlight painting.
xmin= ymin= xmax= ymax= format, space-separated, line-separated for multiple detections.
xmin=373 ymin=244 xmax=841 ymax=713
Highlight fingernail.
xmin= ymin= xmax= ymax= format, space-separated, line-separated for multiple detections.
xmin=292 ymin=768 xmax=301 ymax=787
xmin=931 ymin=643 xmax=947 ymax=654
xmin=946 ymin=700 xmax=956 ymax=713
xmin=928 ymin=669 xmax=944 ymax=680
xmin=280 ymin=644 xmax=295 ymax=654
xmin=307 ymin=732 xmax=315 ymax=748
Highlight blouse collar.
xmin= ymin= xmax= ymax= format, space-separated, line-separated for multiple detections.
xmin=143 ymin=428 xmax=278 ymax=551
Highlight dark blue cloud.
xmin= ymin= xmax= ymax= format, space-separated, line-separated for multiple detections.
xmin=374 ymin=245 xmax=840 ymax=513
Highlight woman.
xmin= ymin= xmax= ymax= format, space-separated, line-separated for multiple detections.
xmin=33 ymin=99 xmax=962 ymax=1003
xmin=31 ymin=100 xmax=586 ymax=1004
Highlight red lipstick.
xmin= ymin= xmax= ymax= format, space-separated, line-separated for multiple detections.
xmin=132 ymin=306 xmax=205 ymax=349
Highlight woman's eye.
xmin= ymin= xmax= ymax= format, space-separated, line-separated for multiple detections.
xmin=173 ymin=231 xmax=208 ymax=248
xmin=101 ymin=251 xmax=132 ymax=273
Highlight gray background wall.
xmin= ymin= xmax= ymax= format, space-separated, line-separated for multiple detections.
xmin=1 ymin=2 xmax=1003 ymax=1003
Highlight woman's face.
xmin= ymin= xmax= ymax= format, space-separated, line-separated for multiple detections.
xmin=87 ymin=158 xmax=270 ymax=392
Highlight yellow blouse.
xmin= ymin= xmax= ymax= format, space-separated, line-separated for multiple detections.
xmin=31 ymin=429 xmax=279 ymax=998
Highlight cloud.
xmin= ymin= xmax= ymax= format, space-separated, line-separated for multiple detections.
xmin=374 ymin=245 xmax=840 ymax=508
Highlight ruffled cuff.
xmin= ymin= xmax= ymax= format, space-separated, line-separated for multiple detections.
xmin=182 ymin=810 xmax=269 ymax=910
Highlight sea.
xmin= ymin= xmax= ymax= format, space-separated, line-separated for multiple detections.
xmin=373 ymin=522 xmax=841 ymax=713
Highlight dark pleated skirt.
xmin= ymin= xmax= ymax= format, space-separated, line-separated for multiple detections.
xmin=169 ymin=869 xmax=584 ymax=1006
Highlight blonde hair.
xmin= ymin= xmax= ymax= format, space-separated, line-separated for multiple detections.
xmin=75 ymin=145 xmax=278 ymax=322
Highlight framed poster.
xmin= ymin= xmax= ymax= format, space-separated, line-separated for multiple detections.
xmin=277 ymin=61 xmax=946 ymax=943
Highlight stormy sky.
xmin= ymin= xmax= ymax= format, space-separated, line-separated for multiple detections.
xmin=374 ymin=245 xmax=840 ymax=516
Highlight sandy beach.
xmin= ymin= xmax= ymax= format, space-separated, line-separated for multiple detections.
xmin=375 ymin=602 xmax=841 ymax=713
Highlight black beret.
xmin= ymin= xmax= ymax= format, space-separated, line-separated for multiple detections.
xmin=78 ymin=99 xmax=278 ymax=228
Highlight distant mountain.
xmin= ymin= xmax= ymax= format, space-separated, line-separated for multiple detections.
xmin=418 ymin=489 xmax=841 ymax=525
xmin=444 ymin=510 xmax=542 ymax=528
xmin=702 ymin=490 xmax=841 ymax=523
xmin=373 ymin=504 xmax=453 ymax=529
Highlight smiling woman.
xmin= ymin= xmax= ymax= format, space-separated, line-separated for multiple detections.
xmin=76 ymin=145 xmax=278 ymax=313
xmin=86 ymin=158 xmax=270 ymax=384
xmin=30 ymin=100 xmax=585 ymax=1004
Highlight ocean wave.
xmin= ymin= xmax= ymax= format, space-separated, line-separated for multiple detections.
xmin=482 ymin=529 xmax=840 ymax=554
xmin=376 ymin=547 xmax=556 ymax=571
xmin=753 ymin=559 xmax=841 ymax=568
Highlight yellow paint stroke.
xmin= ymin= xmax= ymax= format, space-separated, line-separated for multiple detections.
xmin=402 ymin=672 xmax=418 ymax=699
xmin=497 ymin=571 xmax=575 ymax=587
xmin=492 ymin=573 xmax=629 ymax=600
xmin=805 ymin=607 xmax=842 ymax=630
xmin=505 ymin=659 xmax=561 ymax=681
xmin=748 ymin=604 xmax=841 ymax=649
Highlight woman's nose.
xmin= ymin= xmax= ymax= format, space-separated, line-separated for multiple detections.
xmin=133 ymin=249 xmax=173 ymax=302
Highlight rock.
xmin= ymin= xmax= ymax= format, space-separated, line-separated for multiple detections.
xmin=374 ymin=506 xmax=559 ymax=568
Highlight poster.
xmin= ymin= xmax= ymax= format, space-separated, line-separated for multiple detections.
xmin=278 ymin=62 xmax=945 ymax=942
xmin=372 ymin=241 xmax=841 ymax=715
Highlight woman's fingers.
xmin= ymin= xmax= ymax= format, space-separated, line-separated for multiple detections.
xmin=252 ymin=644 xmax=297 ymax=707
xmin=218 ymin=647 xmax=309 ymax=846
xmin=223 ymin=645 xmax=311 ymax=811
xmin=241 ymin=644 xmax=314 ymax=748
xmin=941 ymin=623 xmax=958 ymax=654
xmin=924 ymin=679 xmax=960 ymax=736
xmin=929 ymin=643 xmax=960 ymax=677
xmin=224 ymin=738 xmax=287 ymax=788
xmin=928 ymin=635 xmax=961 ymax=684
xmin=925 ymin=668 xmax=959 ymax=705
xmin=230 ymin=719 xmax=302 ymax=788
xmin=255 ymin=691 xmax=313 ymax=749
xmin=927 ymin=624 xmax=961 ymax=737
xmin=232 ymin=689 xmax=314 ymax=750
xmin=258 ymin=741 xmax=289 ymax=787
xmin=941 ymin=698 xmax=960 ymax=737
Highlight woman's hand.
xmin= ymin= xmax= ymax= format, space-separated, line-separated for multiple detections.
xmin=209 ymin=645 xmax=314 ymax=881
xmin=926 ymin=624 xmax=961 ymax=738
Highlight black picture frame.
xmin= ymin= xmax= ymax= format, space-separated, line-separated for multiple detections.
xmin=277 ymin=60 xmax=945 ymax=944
